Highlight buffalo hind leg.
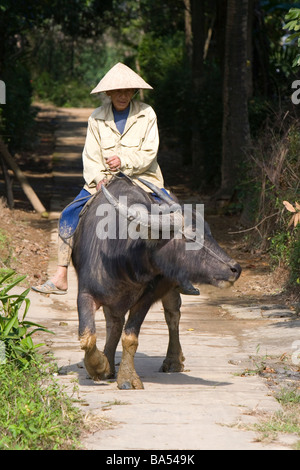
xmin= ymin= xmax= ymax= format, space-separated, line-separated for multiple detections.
xmin=103 ymin=306 xmax=125 ymax=378
xmin=160 ymin=288 xmax=185 ymax=372
xmin=78 ymin=291 xmax=110 ymax=381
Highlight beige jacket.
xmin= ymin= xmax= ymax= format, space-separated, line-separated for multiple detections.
xmin=82 ymin=100 xmax=164 ymax=194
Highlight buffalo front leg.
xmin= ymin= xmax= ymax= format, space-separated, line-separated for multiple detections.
xmin=160 ymin=288 xmax=185 ymax=372
xmin=117 ymin=331 xmax=143 ymax=390
xmin=117 ymin=295 xmax=153 ymax=390
xmin=78 ymin=291 xmax=110 ymax=381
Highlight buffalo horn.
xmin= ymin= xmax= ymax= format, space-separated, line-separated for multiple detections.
xmin=102 ymin=184 xmax=183 ymax=234
xmin=137 ymin=178 xmax=181 ymax=210
xmin=102 ymin=185 xmax=150 ymax=227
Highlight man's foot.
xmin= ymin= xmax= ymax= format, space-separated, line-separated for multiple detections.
xmin=178 ymin=281 xmax=200 ymax=296
xmin=31 ymin=280 xmax=67 ymax=295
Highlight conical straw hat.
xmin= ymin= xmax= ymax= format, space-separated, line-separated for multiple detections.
xmin=90 ymin=62 xmax=153 ymax=94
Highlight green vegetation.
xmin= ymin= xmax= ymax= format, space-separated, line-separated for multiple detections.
xmin=277 ymin=387 xmax=300 ymax=405
xmin=0 ymin=228 xmax=12 ymax=268
xmin=253 ymin=385 xmax=300 ymax=449
xmin=238 ymin=353 xmax=300 ymax=448
xmin=0 ymin=271 xmax=84 ymax=450
xmin=254 ymin=407 xmax=300 ymax=449
xmin=270 ymin=227 xmax=300 ymax=285
xmin=0 ymin=270 xmax=53 ymax=365
xmin=0 ymin=360 xmax=83 ymax=450
xmin=239 ymin=115 xmax=300 ymax=291
xmin=284 ymin=7 xmax=300 ymax=66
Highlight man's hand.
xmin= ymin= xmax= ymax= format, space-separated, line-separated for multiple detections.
xmin=106 ymin=155 xmax=121 ymax=171
xmin=96 ymin=178 xmax=107 ymax=191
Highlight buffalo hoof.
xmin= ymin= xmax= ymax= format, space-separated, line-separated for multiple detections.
xmin=84 ymin=348 xmax=110 ymax=382
xmin=117 ymin=375 xmax=144 ymax=390
xmin=119 ymin=381 xmax=132 ymax=390
xmin=160 ymin=357 xmax=185 ymax=373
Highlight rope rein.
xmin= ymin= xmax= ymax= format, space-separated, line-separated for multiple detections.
xmin=179 ymin=228 xmax=233 ymax=267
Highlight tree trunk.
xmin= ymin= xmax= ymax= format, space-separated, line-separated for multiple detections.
xmin=215 ymin=0 xmax=227 ymax=80
xmin=184 ymin=0 xmax=192 ymax=64
xmin=246 ymin=0 xmax=254 ymax=99
xmin=220 ymin=0 xmax=251 ymax=198
xmin=252 ymin=0 xmax=271 ymax=98
xmin=0 ymin=138 xmax=46 ymax=214
xmin=190 ymin=0 xmax=206 ymax=174
xmin=0 ymin=155 xmax=14 ymax=209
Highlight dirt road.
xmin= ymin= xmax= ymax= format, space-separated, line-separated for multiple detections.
xmin=26 ymin=107 xmax=300 ymax=450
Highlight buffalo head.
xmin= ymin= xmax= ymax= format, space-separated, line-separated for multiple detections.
xmin=101 ymin=176 xmax=241 ymax=290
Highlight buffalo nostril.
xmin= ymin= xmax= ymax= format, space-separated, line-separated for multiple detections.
xmin=229 ymin=263 xmax=242 ymax=277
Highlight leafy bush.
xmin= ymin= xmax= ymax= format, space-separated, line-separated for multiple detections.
xmin=269 ymin=226 xmax=300 ymax=285
xmin=32 ymin=71 xmax=97 ymax=108
xmin=284 ymin=8 xmax=300 ymax=67
xmin=0 ymin=357 xmax=83 ymax=450
xmin=240 ymin=112 xmax=300 ymax=291
xmin=0 ymin=270 xmax=85 ymax=450
xmin=138 ymin=31 xmax=189 ymax=126
xmin=289 ymin=230 xmax=300 ymax=286
xmin=0 ymin=270 xmax=53 ymax=366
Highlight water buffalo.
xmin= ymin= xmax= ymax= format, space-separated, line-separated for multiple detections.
xmin=71 ymin=174 xmax=241 ymax=389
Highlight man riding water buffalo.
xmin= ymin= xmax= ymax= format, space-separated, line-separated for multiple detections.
xmin=32 ymin=63 xmax=241 ymax=389
xmin=32 ymin=62 xmax=199 ymax=296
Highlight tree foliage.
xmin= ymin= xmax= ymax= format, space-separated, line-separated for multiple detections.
xmin=284 ymin=7 xmax=300 ymax=65
xmin=0 ymin=0 xmax=300 ymax=179
xmin=0 ymin=0 xmax=299 ymax=289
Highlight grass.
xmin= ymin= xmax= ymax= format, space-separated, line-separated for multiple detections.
xmin=0 ymin=229 xmax=12 ymax=268
xmin=263 ymin=387 xmax=300 ymax=448
xmin=0 ymin=357 xmax=84 ymax=450
xmin=252 ymin=401 xmax=300 ymax=450
xmin=277 ymin=387 xmax=300 ymax=406
xmin=237 ymin=354 xmax=300 ymax=449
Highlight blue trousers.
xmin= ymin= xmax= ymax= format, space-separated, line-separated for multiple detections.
xmin=59 ymin=189 xmax=92 ymax=239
